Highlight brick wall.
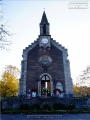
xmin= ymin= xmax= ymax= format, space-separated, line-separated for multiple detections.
xmin=26 ymin=44 xmax=65 ymax=92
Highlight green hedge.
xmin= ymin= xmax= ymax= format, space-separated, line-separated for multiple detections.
xmin=31 ymin=104 xmax=40 ymax=110
xmin=19 ymin=104 xmax=30 ymax=110
xmin=52 ymin=103 xmax=75 ymax=110
xmin=1 ymin=102 xmax=90 ymax=114
xmin=1 ymin=109 xmax=90 ymax=114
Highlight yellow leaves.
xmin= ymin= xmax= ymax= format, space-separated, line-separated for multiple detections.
xmin=73 ymin=85 xmax=80 ymax=97
xmin=0 ymin=65 xmax=20 ymax=98
xmin=73 ymin=85 xmax=90 ymax=97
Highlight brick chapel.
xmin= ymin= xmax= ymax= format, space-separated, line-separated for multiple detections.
xmin=19 ymin=11 xmax=74 ymax=97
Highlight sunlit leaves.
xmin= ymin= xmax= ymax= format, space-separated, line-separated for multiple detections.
xmin=73 ymin=85 xmax=90 ymax=97
xmin=0 ymin=65 xmax=20 ymax=98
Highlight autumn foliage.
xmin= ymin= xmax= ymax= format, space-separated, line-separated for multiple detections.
xmin=0 ymin=65 xmax=20 ymax=98
xmin=74 ymin=65 xmax=90 ymax=97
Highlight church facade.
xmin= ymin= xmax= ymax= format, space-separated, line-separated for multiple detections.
xmin=19 ymin=12 xmax=74 ymax=97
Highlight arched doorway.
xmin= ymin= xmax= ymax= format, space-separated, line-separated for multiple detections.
xmin=41 ymin=74 xmax=50 ymax=96
xmin=38 ymin=73 xmax=53 ymax=96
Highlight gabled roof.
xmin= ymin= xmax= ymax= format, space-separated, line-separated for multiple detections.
xmin=22 ymin=38 xmax=68 ymax=58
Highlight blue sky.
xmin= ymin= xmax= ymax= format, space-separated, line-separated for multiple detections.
xmin=0 ymin=0 xmax=90 ymax=84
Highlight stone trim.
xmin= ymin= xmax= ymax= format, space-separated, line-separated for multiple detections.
xmin=39 ymin=73 xmax=53 ymax=81
xmin=50 ymin=39 xmax=67 ymax=52
xmin=50 ymin=81 xmax=53 ymax=96
xmin=38 ymin=81 xmax=41 ymax=96
xmin=63 ymin=52 xmax=74 ymax=94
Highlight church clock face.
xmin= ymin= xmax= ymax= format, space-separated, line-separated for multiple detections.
xmin=41 ymin=38 xmax=48 ymax=44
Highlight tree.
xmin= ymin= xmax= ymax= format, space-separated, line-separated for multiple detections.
xmin=0 ymin=65 xmax=20 ymax=98
xmin=73 ymin=85 xmax=80 ymax=97
xmin=76 ymin=65 xmax=90 ymax=87
xmin=73 ymin=85 xmax=90 ymax=97
xmin=74 ymin=65 xmax=90 ymax=97
xmin=0 ymin=0 xmax=12 ymax=50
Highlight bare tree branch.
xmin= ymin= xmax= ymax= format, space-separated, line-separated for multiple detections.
xmin=0 ymin=0 xmax=12 ymax=50
xmin=76 ymin=65 xmax=90 ymax=87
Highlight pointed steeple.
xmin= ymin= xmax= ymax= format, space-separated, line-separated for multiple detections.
xmin=40 ymin=11 xmax=49 ymax=24
xmin=40 ymin=11 xmax=50 ymax=35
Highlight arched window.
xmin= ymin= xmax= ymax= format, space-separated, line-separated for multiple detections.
xmin=41 ymin=75 xmax=50 ymax=81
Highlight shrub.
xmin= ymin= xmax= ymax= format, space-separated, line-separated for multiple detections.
xmin=53 ymin=103 xmax=66 ymax=110
xmin=31 ymin=104 xmax=40 ymax=110
xmin=67 ymin=104 xmax=76 ymax=110
xmin=19 ymin=104 xmax=30 ymax=110
xmin=42 ymin=104 xmax=51 ymax=110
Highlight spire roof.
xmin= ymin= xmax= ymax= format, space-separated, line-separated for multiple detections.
xmin=40 ymin=11 xmax=49 ymax=24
